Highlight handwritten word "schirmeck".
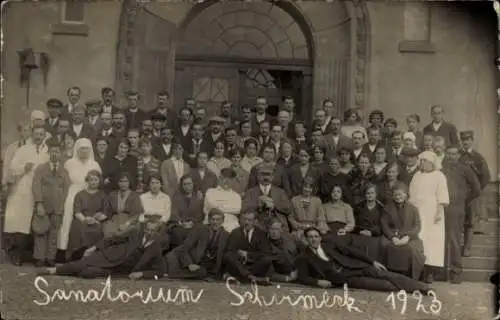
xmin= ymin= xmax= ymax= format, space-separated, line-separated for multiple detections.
xmin=225 ymin=277 xmax=363 ymax=312
xmin=33 ymin=276 xmax=204 ymax=306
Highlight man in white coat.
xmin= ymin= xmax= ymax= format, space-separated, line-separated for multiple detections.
xmin=4 ymin=126 xmax=49 ymax=265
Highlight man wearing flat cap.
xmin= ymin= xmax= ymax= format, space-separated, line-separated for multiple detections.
xmin=242 ymin=163 xmax=291 ymax=232
xmin=459 ymin=131 xmax=491 ymax=243
xmin=147 ymin=90 xmax=177 ymax=129
xmin=85 ymin=98 xmax=104 ymax=137
xmin=204 ymin=116 xmax=226 ymax=156
xmin=151 ymin=112 xmax=167 ymax=143
xmin=45 ymin=98 xmax=63 ymax=137
xmin=38 ymin=214 xmax=167 ymax=279
xmin=399 ymin=147 xmax=420 ymax=186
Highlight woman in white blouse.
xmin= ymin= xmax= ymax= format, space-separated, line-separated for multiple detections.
xmin=207 ymin=141 xmax=232 ymax=178
xmin=240 ymin=138 xmax=262 ymax=173
xmin=139 ymin=174 xmax=172 ymax=223
xmin=203 ymin=167 xmax=242 ymax=232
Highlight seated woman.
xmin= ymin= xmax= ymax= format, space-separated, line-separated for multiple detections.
xmin=102 ymin=139 xmax=138 ymax=193
xmin=320 ymin=185 xmax=355 ymax=245
xmin=227 ymin=148 xmax=250 ymax=195
xmin=350 ymin=184 xmax=385 ymax=261
xmin=207 ymin=141 xmax=232 ymax=178
xmin=67 ymin=170 xmax=109 ymax=261
xmin=318 ymin=157 xmax=352 ymax=204
xmin=310 ymin=145 xmax=329 ymax=174
xmin=139 ymin=174 xmax=172 ymax=225
xmin=372 ymin=146 xmax=388 ymax=181
xmin=276 ymin=140 xmax=298 ymax=169
xmin=377 ymin=162 xmax=404 ymax=204
xmin=203 ymin=168 xmax=242 ymax=232
xmin=289 ymin=178 xmax=327 ymax=243
xmin=350 ymin=153 xmax=377 ymax=206
xmin=103 ymin=172 xmax=144 ymax=238
xmin=169 ymin=174 xmax=204 ymax=247
xmin=380 ymin=183 xmax=425 ymax=280
xmin=240 ymin=138 xmax=262 ymax=173
xmin=94 ymin=136 xmax=109 ymax=169
xmin=136 ymin=137 xmax=161 ymax=193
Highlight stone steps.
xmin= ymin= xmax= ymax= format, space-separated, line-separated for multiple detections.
xmin=462 ymin=256 xmax=499 ymax=270
xmin=461 ymin=268 xmax=497 ymax=282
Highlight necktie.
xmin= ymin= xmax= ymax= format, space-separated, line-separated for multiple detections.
xmin=52 ymin=164 xmax=57 ymax=176
xmin=194 ymin=140 xmax=200 ymax=154
xmin=36 ymin=145 xmax=40 ymax=154
xmin=245 ymin=230 xmax=251 ymax=243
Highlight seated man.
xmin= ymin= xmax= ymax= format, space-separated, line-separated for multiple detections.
xmin=166 ymin=209 xmax=228 ymax=280
xmin=242 ymin=163 xmax=291 ymax=232
xmin=37 ymin=215 xmax=167 ymax=280
xmin=222 ymin=211 xmax=274 ymax=284
xmin=266 ymin=219 xmax=299 ymax=283
xmin=296 ymin=227 xmax=430 ymax=293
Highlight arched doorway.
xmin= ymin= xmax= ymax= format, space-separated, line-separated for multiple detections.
xmin=174 ymin=1 xmax=314 ymax=119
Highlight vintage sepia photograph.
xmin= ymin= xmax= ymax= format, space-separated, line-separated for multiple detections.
xmin=0 ymin=0 xmax=498 ymax=319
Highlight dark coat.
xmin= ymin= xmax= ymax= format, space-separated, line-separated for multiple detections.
xmin=32 ymin=162 xmax=71 ymax=214
xmin=190 ymin=168 xmax=218 ymax=194
xmin=152 ymin=143 xmax=173 ymax=162
xmin=71 ymin=122 xmax=95 ymax=140
xmin=460 ymin=149 xmax=491 ymax=189
xmin=242 ymin=186 xmax=291 ymax=231
xmin=85 ymin=226 xmax=167 ymax=278
xmin=247 ymin=163 xmax=291 ymax=196
xmin=276 ymin=156 xmax=299 ymax=170
xmin=349 ymin=168 xmax=377 ymax=206
xmin=102 ymin=155 xmax=138 ymax=192
xmin=353 ymin=201 xmax=384 ymax=236
xmin=380 ymin=201 xmax=421 ymax=240
xmin=225 ymin=227 xmax=272 ymax=262
xmin=170 ymin=192 xmax=204 ymax=223
xmin=44 ymin=118 xmax=60 ymax=137
xmin=125 ymin=109 xmax=148 ymax=130
xmin=323 ymin=133 xmax=353 ymax=158
xmin=442 ymin=161 xmax=482 ymax=206
xmin=185 ymin=138 xmax=214 ymax=167
xmin=423 ymin=121 xmax=459 ymax=147
xmin=318 ymin=170 xmax=352 ymax=203
xmin=287 ymin=164 xmax=321 ymax=197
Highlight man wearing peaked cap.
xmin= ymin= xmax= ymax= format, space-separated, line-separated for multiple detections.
xmin=459 ymin=129 xmax=491 ymax=248
xmin=208 ymin=116 xmax=226 ymax=123
xmin=204 ymin=116 xmax=226 ymax=157
xmin=399 ymin=147 xmax=420 ymax=185
xmin=85 ymin=98 xmax=104 ymax=135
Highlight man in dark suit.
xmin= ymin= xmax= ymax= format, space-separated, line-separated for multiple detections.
xmin=223 ymin=211 xmax=274 ymax=284
xmin=191 ymin=152 xmax=218 ymax=193
xmin=292 ymin=120 xmax=310 ymax=150
xmin=247 ymin=145 xmax=291 ymax=195
xmin=124 ymin=91 xmax=148 ymax=130
xmin=243 ymin=163 xmax=291 ymax=231
xmin=172 ymin=107 xmax=193 ymax=148
xmin=166 ymin=209 xmax=228 ymax=280
xmin=277 ymin=110 xmax=295 ymax=139
xmin=322 ymin=117 xmax=352 ymax=158
xmin=112 ymin=110 xmax=128 ymax=141
xmin=459 ymin=130 xmax=492 ymax=240
xmin=147 ymin=91 xmax=177 ymax=129
xmin=423 ymin=105 xmax=459 ymax=147
xmin=99 ymin=87 xmax=120 ymax=116
xmin=255 ymin=120 xmax=271 ymax=150
xmin=70 ymin=105 xmax=94 ymax=140
xmin=152 ymin=127 xmax=174 ymax=162
xmin=297 ymin=227 xmax=430 ymax=292
xmin=385 ymin=131 xmax=405 ymax=164
xmin=251 ymin=96 xmax=274 ymax=133
xmin=315 ymin=109 xmax=333 ymax=135
xmin=62 ymin=86 xmax=82 ymax=116
xmin=85 ymin=99 xmax=104 ymax=137
xmin=38 ymin=214 xmax=168 ymax=279
xmin=224 ymin=126 xmax=240 ymax=157
xmin=362 ymin=127 xmax=384 ymax=162
xmin=204 ymin=116 xmax=226 ymax=156
xmin=265 ymin=219 xmax=299 ymax=283
xmin=186 ymin=122 xmax=212 ymax=167
xmin=399 ymin=147 xmax=420 ymax=185
xmin=32 ymin=138 xmax=71 ymax=267
xmin=45 ymin=98 xmax=63 ymax=137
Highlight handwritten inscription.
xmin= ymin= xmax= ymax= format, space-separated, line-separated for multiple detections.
xmin=386 ymin=290 xmax=442 ymax=315
xmin=33 ymin=276 xmax=204 ymax=306
xmin=225 ymin=277 xmax=363 ymax=312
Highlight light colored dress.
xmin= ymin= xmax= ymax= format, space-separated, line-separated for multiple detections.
xmin=58 ymin=138 xmax=101 ymax=250
xmin=3 ymin=143 xmax=49 ymax=234
xmin=207 ymin=157 xmax=232 ymax=178
xmin=409 ymin=170 xmax=449 ymax=267
xmin=139 ymin=191 xmax=172 ymax=223
xmin=203 ymin=186 xmax=242 ymax=232
xmin=240 ymin=156 xmax=263 ymax=173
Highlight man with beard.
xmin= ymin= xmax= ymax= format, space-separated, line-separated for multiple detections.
xmin=37 ymin=214 xmax=167 ymax=279
xmin=222 ymin=211 xmax=274 ymax=285
xmin=166 ymin=209 xmax=229 ymax=280
xmin=204 ymin=116 xmax=225 ymax=157
xmin=441 ymin=145 xmax=481 ymax=283
xmin=124 ymin=91 xmax=147 ymax=130
xmin=99 ymin=87 xmax=120 ymax=116
xmin=243 ymin=163 xmax=291 ymax=231
xmin=224 ymin=126 xmax=240 ymax=157
xmin=152 ymin=127 xmax=174 ymax=162
xmin=297 ymin=227 xmax=430 ymax=292
xmin=148 ymin=91 xmax=177 ymax=128
xmin=459 ymin=130 xmax=491 ymax=239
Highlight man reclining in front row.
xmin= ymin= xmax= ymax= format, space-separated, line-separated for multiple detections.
xmin=38 ymin=214 xmax=167 ymax=280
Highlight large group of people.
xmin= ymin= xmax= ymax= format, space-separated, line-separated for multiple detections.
xmin=1 ymin=86 xmax=492 ymax=292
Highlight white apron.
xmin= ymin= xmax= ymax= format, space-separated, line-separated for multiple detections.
xmin=409 ymin=170 xmax=449 ymax=267
xmin=3 ymin=144 xmax=48 ymax=234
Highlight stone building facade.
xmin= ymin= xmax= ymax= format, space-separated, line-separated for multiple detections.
xmin=2 ymin=0 xmax=498 ymax=178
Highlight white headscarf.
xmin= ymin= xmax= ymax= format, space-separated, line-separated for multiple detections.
xmin=72 ymin=138 xmax=95 ymax=162
xmin=403 ymin=131 xmax=417 ymax=149
xmin=64 ymin=138 xmax=101 ymax=183
xmin=418 ymin=150 xmax=439 ymax=171
xmin=30 ymin=110 xmax=46 ymax=123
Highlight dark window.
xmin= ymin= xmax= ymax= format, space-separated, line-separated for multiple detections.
xmin=64 ymin=0 xmax=84 ymax=23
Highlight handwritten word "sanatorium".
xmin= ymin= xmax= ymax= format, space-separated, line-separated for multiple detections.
xmin=33 ymin=276 xmax=204 ymax=306
xmin=225 ymin=277 xmax=363 ymax=312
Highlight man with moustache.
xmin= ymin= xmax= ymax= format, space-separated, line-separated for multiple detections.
xmin=204 ymin=116 xmax=226 ymax=156
xmin=166 ymin=209 xmax=228 ymax=280
xmin=85 ymin=99 xmax=104 ymax=137
xmin=62 ymin=86 xmax=82 ymax=116
xmin=37 ymin=214 xmax=168 ymax=279
xmin=399 ymin=147 xmax=420 ymax=186
xmin=442 ymin=145 xmax=481 ymax=283
xmin=152 ymin=127 xmax=174 ymax=162
xmin=222 ymin=211 xmax=274 ymax=285
xmin=322 ymin=116 xmax=352 ymax=158
xmin=459 ymin=130 xmax=492 ymax=239
xmin=297 ymin=227 xmax=430 ymax=292
xmin=148 ymin=91 xmax=177 ymax=128
xmin=362 ymin=127 xmax=383 ymax=162
xmin=99 ymin=87 xmax=120 ymax=116
xmin=112 ymin=110 xmax=128 ymax=141
xmin=70 ymin=105 xmax=94 ymax=140
xmin=219 ymin=101 xmax=234 ymax=128
xmin=172 ymin=107 xmax=193 ymax=147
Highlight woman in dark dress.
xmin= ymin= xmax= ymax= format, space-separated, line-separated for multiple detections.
xmin=169 ymin=174 xmax=204 ymax=247
xmin=67 ymin=170 xmax=109 ymax=261
xmin=350 ymin=183 xmax=385 ymax=261
xmin=372 ymin=146 xmax=388 ymax=181
xmin=380 ymin=183 xmax=425 ymax=280
xmin=287 ymin=147 xmax=321 ymax=197
xmin=103 ymin=172 xmax=144 ymax=238
xmin=310 ymin=145 xmax=329 ymax=174
xmin=94 ymin=136 xmax=109 ymax=169
xmin=102 ymin=139 xmax=138 ymax=193
xmin=318 ymin=157 xmax=352 ymax=204
xmin=61 ymin=131 xmax=76 ymax=165
xmin=350 ymin=153 xmax=377 ymax=206
xmin=377 ymin=162 xmax=404 ymax=204
xmin=338 ymin=146 xmax=355 ymax=175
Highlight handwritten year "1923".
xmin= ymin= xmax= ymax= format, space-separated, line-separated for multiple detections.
xmin=385 ymin=290 xmax=442 ymax=315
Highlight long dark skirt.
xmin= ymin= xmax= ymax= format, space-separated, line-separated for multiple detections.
xmin=381 ymin=237 xmax=425 ymax=280
xmin=350 ymin=234 xmax=383 ymax=262
xmin=323 ymin=222 xmax=351 ymax=246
